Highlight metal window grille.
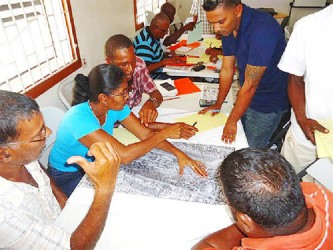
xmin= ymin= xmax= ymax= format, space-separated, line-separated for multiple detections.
xmin=135 ymin=0 xmax=166 ymax=25
xmin=0 ymin=0 xmax=79 ymax=93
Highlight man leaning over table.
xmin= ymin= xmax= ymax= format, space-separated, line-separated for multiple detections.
xmin=133 ymin=12 xmax=184 ymax=73
xmin=0 ymin=90 xmax=120 ymax=249
xmin=278 ymin=5 xmax=333 ymax=174
xmin=192 ymin=148 xmax=333 ymax=250
xmin=105 ymin=34 xmax=163 ymax=126
xmin=105 ymin=34 xmax=197 ymax=133
xmin=199 ymin=0 xmax=289 ymax=148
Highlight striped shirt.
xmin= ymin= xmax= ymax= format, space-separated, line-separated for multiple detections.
xmin=0 ymin=161 xmax=71 ymax=249
xmin=133 ymin=27 xmax=164 ymax=65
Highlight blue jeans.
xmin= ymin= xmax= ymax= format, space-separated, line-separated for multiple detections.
xmin=47 ymin=165 xmax=84 ymax=197
xmin=241 ymin=108 xmax=288 ymax=148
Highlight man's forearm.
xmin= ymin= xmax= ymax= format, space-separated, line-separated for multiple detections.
xmin=70 ymin=191 xmax=113 ymax=250
xmin=149 ymin=90 xmax=163 ymax=106
xmin=288 ymin=74 xmax=306 ymax=123
xmin=147 ymin=61 xmax=166 ymax=73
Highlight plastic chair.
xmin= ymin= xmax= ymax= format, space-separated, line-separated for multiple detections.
xmin=267 ymin=110 xmax=291 ymax=152
xmin=286 ymin=0 xmax=328 ymax=31
xmin=144 ymin=10 xmax=154 ymax=25
xmin=58 ymin=80 xmax=74 ymax=110
xmin=39 ymin=107 xmax=65 ymax=168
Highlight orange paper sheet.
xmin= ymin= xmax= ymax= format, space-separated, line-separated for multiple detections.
xmin=174 ymin=78 xmax=201 ymax=96
xmin=169 ymin=40 xmax=187 ymax=51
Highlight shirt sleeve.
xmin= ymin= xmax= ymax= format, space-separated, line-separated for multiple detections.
xmin=0 ymin=209 xmax=71 ymax=249
xmin=137 ymin=58 xmax=158 ymax=94
xmin=278 ymin=19 xmax=306 ymax=76
xmin=247 ymin=22 xmax=280 ymax=67
xmin=134 ymin=40 xmax=154 ymax=65
xmin=190 ymin=0 xmax=199 ymax=15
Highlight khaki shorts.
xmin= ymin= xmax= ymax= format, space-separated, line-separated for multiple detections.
xmin=281 ymin=128 xmax=316 ymax=174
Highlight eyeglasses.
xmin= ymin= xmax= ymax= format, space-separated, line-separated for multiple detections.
xmin=110 ymin=89 xmax=131 ymax=97
xmin=153 ymin=25 xmax=169 ymax=33
xmin=1 ymin=125 xmax=47 ymax=146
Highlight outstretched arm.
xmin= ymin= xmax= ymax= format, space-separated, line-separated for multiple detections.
xmin=163 ymin=22 xmax=196 ymax=47
xmin=222 ymin=64 xmax=266 ymax=144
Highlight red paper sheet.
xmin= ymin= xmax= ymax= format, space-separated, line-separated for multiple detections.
xmin=174 ymin=78 xmax=201 ymax=96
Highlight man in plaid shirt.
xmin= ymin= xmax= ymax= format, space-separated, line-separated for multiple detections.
xmin=105 ymin=34 xmax=163 ymax=127
xmin=190 ymin=0 xmax=214 ymax=34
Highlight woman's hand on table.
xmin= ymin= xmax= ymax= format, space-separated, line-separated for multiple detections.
xmin=161 ymin=122 xmax=198 ymax=140
xmin=176 ymin=152 xmax=208 ymax=177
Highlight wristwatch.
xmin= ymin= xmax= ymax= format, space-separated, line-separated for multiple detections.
xmin=148 ymin=97 xmax=159 ymax=108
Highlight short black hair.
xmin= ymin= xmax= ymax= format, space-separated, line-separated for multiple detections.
xmin=0 ymin=90 xmax=40 ymax=144
xmin=105 ymin=34 xmax=133 ymax=59
xmin=203 ymin=0 xmax=241 ymax=11
xmin=220 ymin=148 xmax=305 ymax=231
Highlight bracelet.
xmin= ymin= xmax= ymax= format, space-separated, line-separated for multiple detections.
xmin=148 ymin=97 xmax=159 ymax=108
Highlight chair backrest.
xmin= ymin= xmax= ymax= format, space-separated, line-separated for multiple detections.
xmin=39 ymin=106 xmax=65 ymax=168
xmin=287 ymin=0 xmax=328 ymax=31
xmin=144 ymin=10 xmax=154 ymax=25
xmin=58 ymin=80 xmax=74 ymax=110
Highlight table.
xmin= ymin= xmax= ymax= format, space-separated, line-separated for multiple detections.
xmin=55 ymin=85 xmax=248 ymax=250
xmin=163 ymin=34 xmax=222 ymax=79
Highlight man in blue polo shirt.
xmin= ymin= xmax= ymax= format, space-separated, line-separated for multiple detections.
xmin=199 ymin=0 xmax=289 ymax=147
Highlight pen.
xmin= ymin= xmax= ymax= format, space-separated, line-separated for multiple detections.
xmin=209 ymin=110 xmax=220 ymax=113
xmin=192 ymin=121 xmax=197 ymax=127
xmin=163 ymin=96 xmax=181 ymax=101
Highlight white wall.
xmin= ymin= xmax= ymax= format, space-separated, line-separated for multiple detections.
xmin=36 ymin=0 xmax=136 ymax=110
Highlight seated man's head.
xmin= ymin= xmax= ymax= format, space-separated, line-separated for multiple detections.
xmin=150 ymin=12 xmax=170 ymax=40
xmin=105 ymin=34 xmax=136 ymax=83
xmin=161 ymin=2 xmax=176 ymax=23
xmin=220 ymin=148 xmax=307 ymax=238
xmin=0 ymin=91 xmax=50 ymax=165
xmin=203 ymin=0 xmax=242 ymax=37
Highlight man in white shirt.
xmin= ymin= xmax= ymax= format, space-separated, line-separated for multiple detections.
xmin=278 ymin=5 xmax=333 ymax=173
xmin=0 ymin=90 xmax=120 ymax=249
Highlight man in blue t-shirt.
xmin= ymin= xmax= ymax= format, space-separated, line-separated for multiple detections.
xmin=199 ymin=0 xmax=289 ymax=147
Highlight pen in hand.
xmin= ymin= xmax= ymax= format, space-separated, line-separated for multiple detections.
xmin=192 ymin=121 xmax=197 ymax=127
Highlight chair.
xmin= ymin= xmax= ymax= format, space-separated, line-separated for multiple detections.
xmin=58 ymin=80 xmax=74 ymax=110
xmin=39 ymin=107 xmax=65 ymax=168
xmin=285 ymin=0 xmax=328 ymax=32
xmin=267 ymin=110 xmax=291 ymax=152
xmin=144 ymin=10 xmax=154 ymax=26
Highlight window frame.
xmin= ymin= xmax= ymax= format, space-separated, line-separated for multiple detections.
xmin=1 ymin=0 xmax=82 ymax=99
xmin=133 ymin=0 xmax=166 ymax=31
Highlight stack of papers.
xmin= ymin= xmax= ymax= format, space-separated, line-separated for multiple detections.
xmin=315 ymin=119 xmax=333 ymax=159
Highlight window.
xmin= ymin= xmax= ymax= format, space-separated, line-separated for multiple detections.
xmin=0 ymin=0 xmax=81 ymax=98
xmin=134 ymin=0 xmax=166 ymax=30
